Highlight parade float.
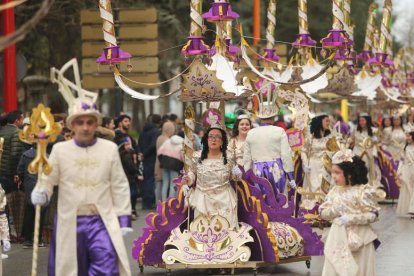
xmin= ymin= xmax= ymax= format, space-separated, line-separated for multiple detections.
xmin=89 ymin=0 xmax=411 ymax=274
xmin=28 ymin=0 xmax=413 ymax=274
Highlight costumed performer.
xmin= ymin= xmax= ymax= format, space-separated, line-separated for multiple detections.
xmin=396 ymin=131 xmax=414 ymax=218
xmin=31 ymin=100 xmax=132 ymax=276
xmin=404 ymin=109 xmax=414 ymax=132
xmin=350 ymin=113 xmax=381 ymax=187
xmin=320 ymin=149 xmax=381 ymax=276
xmin=229 ymin=114 xmax=253 ymax=166
xmin=301 ymin=114 xmax=333 ymax=193
xmin=384 ymin=115 xmax=406 ymax=162
xmin=182 ymin=125 xmax=241 ymax=229
xmin=243 ymin=99 xmax=297 ymax=198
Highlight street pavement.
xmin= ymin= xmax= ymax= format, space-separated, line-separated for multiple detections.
xmin=3 ymin=203 xmax=414 ymax=275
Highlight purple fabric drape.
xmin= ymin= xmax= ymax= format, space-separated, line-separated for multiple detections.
xmin=253 ymin=159 xmax=287 ymax=194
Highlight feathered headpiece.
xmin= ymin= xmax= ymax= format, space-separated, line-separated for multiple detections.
xmin=51 ymin=59 xmax=102 ymax=128
xmin=256 ymin=88 xmax=279 ymax=119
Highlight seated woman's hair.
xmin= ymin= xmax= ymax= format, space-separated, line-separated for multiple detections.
xmin=200 ymin=127 xmax=228 ymax=164
xmin=337 ymin=156 xmax=368 ymax=186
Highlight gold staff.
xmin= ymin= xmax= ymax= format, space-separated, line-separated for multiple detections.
xmin=19 ymin=104 xmax=61 ymax=276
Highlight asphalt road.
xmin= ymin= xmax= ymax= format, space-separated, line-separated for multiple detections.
xmin=3 ymin=203 xmax=414 ymax=275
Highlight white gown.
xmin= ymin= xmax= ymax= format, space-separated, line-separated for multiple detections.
xmin=352 ymin=129 xmax=381 ymax=187
xmin=301 ymin=134 xmax=332 ymax=193
xmin=187 ymin=153 xmax=238 ymax=228
xmin=319 ymin=185 xmax=380 ymax=276
xmin=384 ymin=127 xmax=406 ymax=161
xmin=396 ymin=144 xmax=414 ymax=216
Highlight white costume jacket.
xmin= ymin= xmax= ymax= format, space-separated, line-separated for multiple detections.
xmin=243 ymin=125 xmax=294 ymax=173
xmin=39 ymin=139 xmax=132 ymax=276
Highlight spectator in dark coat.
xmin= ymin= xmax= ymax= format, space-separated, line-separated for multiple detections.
xmin=0 ymin=110 xmax=26 ymax=194
xmin=17 ymin=146 xmax=47 ymax=247
xmin=116 ymin=134 xmax=141 ymax=220
xmin=137 ymin=114 xmax=161 ymax=210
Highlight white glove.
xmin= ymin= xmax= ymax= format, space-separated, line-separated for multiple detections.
xmin=31 ymin=189 xmax=48 ymax=206
xmin=231 ymin=166 xmax=242 ymax=177
xmin=303 ymin=165 xmax=311 ymax=173
xmin=183 ymin=185 xmax=191 ymax=197
xmin=334 ymin=204 xmax=346 ymax=216
xmin=2 ymin=240 xmax=11 ymax=252
xmin=121 ymin=227 xmax=133 ymax=236
xmin=288 ymin=180 xmax=297 ymax=189
xmin=338 ymin=215 xmax=348 ymax=226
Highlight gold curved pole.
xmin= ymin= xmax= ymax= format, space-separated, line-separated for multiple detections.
xmin=19 ymin=104 xmax=61 ymax=276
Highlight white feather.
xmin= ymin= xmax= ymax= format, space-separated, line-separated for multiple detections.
xmin=381 ymin=86 xmax=408 ymax=103
xmin=261 ymin=67 xmax=293 ymax=84
xmin=114 ymin=75 xmax=160 ymax=100
xmin=300 ymin=61 xmax=329 ymax=94
xmin=207 ymin=54 xmax=246 ymax=96
xmin=352 ymin=72 xmax=382 ymax=100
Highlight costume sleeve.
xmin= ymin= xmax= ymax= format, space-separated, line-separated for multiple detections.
xmin=109 ymin=145 xmax=132 ymax=225
xmin=346 ymin=186 xmax=380 ymax=225
xmin=319 ymin=189 xmax=341 ymax=221
xmin=346 ymin=212 xmax=377 ymax=225
xmin=280 ymin=130 xmax=294 ymax=173
xmin=38 ymin=147 xmax=60 ymax=200
xmin=242 ymin=139 xmax=252 ymax=171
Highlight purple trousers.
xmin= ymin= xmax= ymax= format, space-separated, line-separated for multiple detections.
xmin=48 ymin=215 xmax=119 ymax=276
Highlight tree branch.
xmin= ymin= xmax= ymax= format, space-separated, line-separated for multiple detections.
xmin=0 ymin=0 xmax=55 ymax=52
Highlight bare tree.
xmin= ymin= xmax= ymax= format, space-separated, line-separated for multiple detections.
xmin=0 ymin=0 xmax=55 ymax=52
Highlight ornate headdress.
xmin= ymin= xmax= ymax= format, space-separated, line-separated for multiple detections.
xmin=201 ymin=108 xmax=222 ymax=129
xmin=209 ymin=123 xmax=225 ymax=131
xmin=332 ymin=149 xmax=354 ymax=164
xmin=51 ymin=59 xmax=102 ymax=128
xmin=256 ymin=88 xmax=279 ymax=119
xmin=237 ymin=114 xmax=250 ymax=120
xmin=66 ymin=99 xmax=102 ymax=128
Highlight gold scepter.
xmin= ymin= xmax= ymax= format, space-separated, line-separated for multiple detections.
xmin=19 ymin=104 xmax=61 ymax=276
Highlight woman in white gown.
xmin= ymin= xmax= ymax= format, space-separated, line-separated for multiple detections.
xmin=228 ymin=114 xmax=252 ymax=166
xmin=183 ymin=126 xmax=241 ymax=229
xmin=320 ymin=149 xmax=381 ymax=276
xmin=396 ymin=131 xmax=414 ymax=217
xmin=351 ymin=113 xmax=381 ymax=187
xmin=404 ymin=110 xmax=414 ymax=133
xmin=384 ymin=116 xmax=406 ymax=162
xmin=301 ymin=114 xmax=332 ymax=193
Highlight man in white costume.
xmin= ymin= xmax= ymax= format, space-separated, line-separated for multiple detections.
xmin=32 ymin=100 xmax=132 ymax=276
xmin=243 ymin=90 xmax=296 ymax=200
